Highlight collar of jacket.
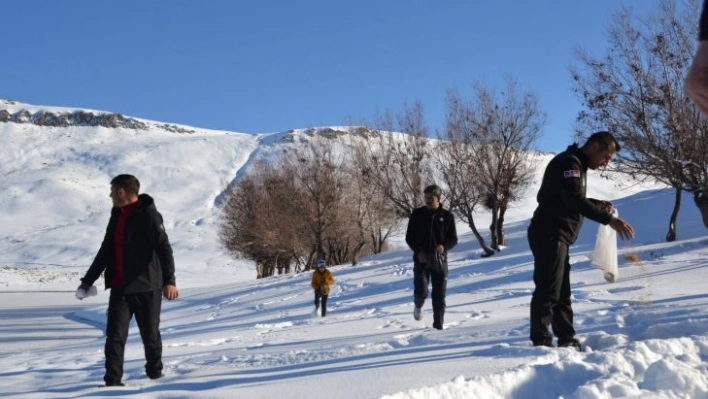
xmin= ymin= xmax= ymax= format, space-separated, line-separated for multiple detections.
xmin=568 ymin=144 xmax=590 ymax=170
xmin=110 ymin=193 xmax=155 ymax=216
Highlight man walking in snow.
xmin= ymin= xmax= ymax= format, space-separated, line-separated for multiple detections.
xmin=311 ymin=259 xmax=334 ymax=316
xmin=406 ymin=184 xmax=458 ymax=330
xmin=78 ymin=174 xmax=178 ymax=386
xmin=528 ymin=132 xmax=634 ymax=349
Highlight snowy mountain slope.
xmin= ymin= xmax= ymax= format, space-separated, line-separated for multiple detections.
xmin=2 ymin=100 xmax=708 ymax=398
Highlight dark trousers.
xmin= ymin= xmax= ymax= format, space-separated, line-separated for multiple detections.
xmin=104 ymin=289 xmax=163 ymax=383
xmin=314 ymin=292 xmax=328 ymax=316
xmin=528 ymin=229 xmax=575 ymax=344
xmin=413 ymin=261 xmax=447 ymax=328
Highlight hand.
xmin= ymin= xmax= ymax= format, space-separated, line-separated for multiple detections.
xmin=597 ymin=200 xmax=615 ymax=212
xmin=436 ymin=244 xmax=445 ymax=254
xmin=163 ymin=284 xmax=179 ymax=300
xmin=608 ymin=217 xmax=635 ymax=240
xmin=76 ymin=283 xmax=92 ymax=300
xmin=416 ymin=252 xmax=428 ymax=263
xmin=686 ymin=41 xmax=708 ymax=116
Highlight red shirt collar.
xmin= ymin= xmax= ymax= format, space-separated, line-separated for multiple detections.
xmin=121 ymin=200 xmax=139 ymax=214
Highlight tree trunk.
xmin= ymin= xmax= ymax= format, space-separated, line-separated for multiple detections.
xmin=496 ymin=205 xmax=507 ymax=247
xmin=307 ymin=245 xmax=318 ymax=271
xmin=467 ymin=218 xmax=494 ymax=257
xmin=351 ymin=241 xmax=366 ymax=266
xmin=489 ymin=205 xmax=499 ymax=251
xmin=665 ymin=187 xmax=681 ymax=242
xmin=256 ymin=260 xmax=264 ymax=279
xmin=371 ymin=229 xmax=385 ymax=254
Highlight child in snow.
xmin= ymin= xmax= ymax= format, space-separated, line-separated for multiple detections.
xmin=311 ymin=259 xmax=334 ymax=317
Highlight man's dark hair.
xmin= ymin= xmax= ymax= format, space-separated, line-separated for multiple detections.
xmin=111 ymin=174 xmax=140 ymax=196
xmin=585 ymin=131 xmax=620 ymax=152
xmin=423 ymin=184 xmax=442 ymax=199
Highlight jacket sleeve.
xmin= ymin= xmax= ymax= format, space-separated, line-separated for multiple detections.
xmin=151 ymin=211 xmax=176 ymax=286
xmin=311 ymin=273 xmax=319 ymax=289
xmin=81 ymin=220 xmax=112 ymax=286
xmin=444 ymin=211 xmax=458 ymax=251
xmin=82 ymin=238 xmax=110 ymax=286
xmin=325 ymin=271 xmax=334 ymax=286
xmin=559 ymin=157 xmax=613 ymax=225
xmin=405 ymin=210 xmax=418 ymax=252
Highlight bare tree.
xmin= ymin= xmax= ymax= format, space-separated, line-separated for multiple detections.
xmin=280 ymin=140 xmax=347 ymax=264
xmin=473 ymin=78 xmax=544 ymax=247
xmin=346 ymin=126 xmax=404 ymax=256
xmin=218 ymin=162 xmax=306 ymax=278
xmin=281 ymin=136 xmax=381 ymax=267
xmin=435 ymin=94 xmax=494 ymax=256
xmin=351 ymin=101 xmax=435 ymax=219
xmin=221 ymin=128 xmax=402 ymax=274
xmin=440 ymin=78 xmax=544 ymax=252
xmin=571 ymin=0 xmax=708 ymax=239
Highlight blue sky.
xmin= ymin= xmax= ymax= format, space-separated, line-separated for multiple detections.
xmin=2 ymin=1 xmax=662 ymax=152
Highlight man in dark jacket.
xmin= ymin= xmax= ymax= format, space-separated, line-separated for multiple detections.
xmin=78 ymin=174 xmax=179 ymax=386
xmin=405 ymin=184 xmax=458 ymax=330
xmin=528 ymin=132 xmax=634 ymax=349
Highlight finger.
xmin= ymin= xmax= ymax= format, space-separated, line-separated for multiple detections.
xmin=618 ymin=229 xmax=626 ymax=240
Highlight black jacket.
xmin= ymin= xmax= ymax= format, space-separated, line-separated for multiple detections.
xmin=405 ymin=204 xmax=458 ymax=256
xmin=529 ymin=144 xmax=612 ymax=245
xmin=82 ymin=194 xmax=176 ymax=293
xmin=701 ymin=0 xmax=708 ymax=40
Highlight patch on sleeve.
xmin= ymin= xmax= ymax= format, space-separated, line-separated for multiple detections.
xmin=563 ymin=170 xmax=580 ymax=178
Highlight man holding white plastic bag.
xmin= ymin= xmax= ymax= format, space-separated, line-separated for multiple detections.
xmin=527 ymin=132 xmax=634 ymax=349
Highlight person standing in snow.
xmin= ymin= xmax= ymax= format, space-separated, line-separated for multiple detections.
xmin=78 ymin=174 xmax=178 ymax=386
xmin=528 ymin=132 xmax=634 ymax=349
xmin=405 ymin=184 xmax=458 ymax=330
xmin=685 ymin=0 xmax=708 ymax=115
xmin=311 ymin=259 xmax=334 ymax=317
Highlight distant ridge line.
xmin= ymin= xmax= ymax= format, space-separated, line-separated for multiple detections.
xmin=0 ymin=106 xmax=196 ymax=134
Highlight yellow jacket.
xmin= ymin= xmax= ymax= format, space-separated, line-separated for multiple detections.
xmin=311 ymin=268 xmax=334 ymax=295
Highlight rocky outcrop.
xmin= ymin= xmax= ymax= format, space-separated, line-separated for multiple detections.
xmin=298 ymin=126 xmax=379 ymax=140
xmin=0 ymin=102 xmax=196 ymax=134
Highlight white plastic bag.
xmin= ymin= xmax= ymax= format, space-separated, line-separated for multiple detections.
xmin=75 ymin=285 xmax=98 ymax=300
xmin=589 ymin=211 xmax=619 ymax=282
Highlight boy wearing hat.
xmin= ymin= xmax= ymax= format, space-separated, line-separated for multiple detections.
xmin=311 ymin=259 xmax=334 ymax=317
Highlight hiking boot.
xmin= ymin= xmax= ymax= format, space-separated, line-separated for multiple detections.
xmin=105 ymin=380 xmax=125 ymax=387
xmin=532 ymin=339 xmax=554 ymax=348
xmin=558 ymin=338 xmax=582 ymax=350
xmin=413 ymin=307 xmax=422 ymax=321
xmin=147 ymin=372 xmax=163 ymax=380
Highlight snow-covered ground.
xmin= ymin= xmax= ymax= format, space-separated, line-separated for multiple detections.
xmin=2 ymin=102 xmax=707 ymax=398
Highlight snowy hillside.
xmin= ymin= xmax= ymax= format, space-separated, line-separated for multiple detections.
xmin=3 ymin=100 xmax=708 ymax=398
xmin=0 ymin=100 xmax=666 ymax=289
xmin=0 ymin=100 xmax=267 ymax=286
